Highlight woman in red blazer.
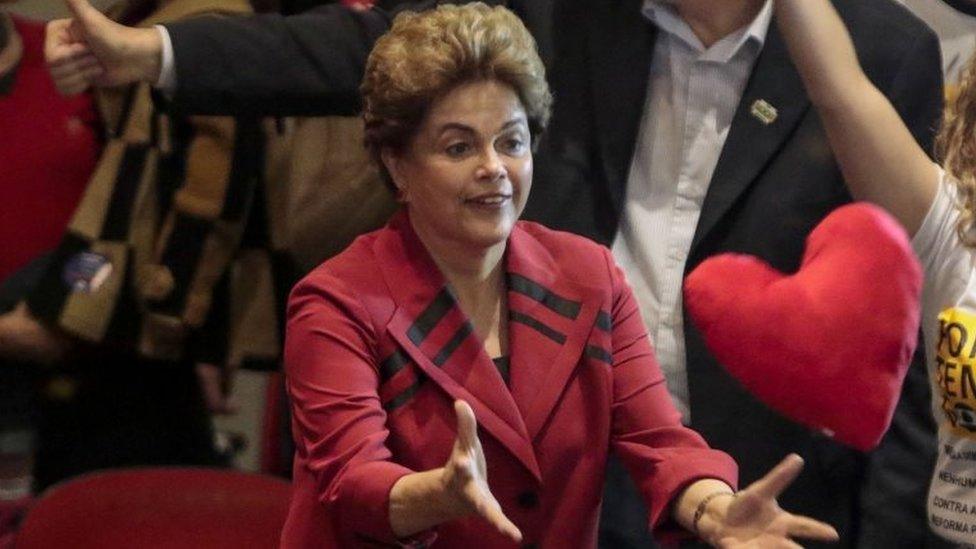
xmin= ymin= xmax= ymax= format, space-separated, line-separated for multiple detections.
xmin=283 ymin=4 xmax=839 ymax=548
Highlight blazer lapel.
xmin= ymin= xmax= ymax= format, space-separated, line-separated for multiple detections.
xmin=588 ymin=0 xmax=657 ymax=213
xmin=377 ymin=213 xmax=541 ymax=481
xmin=505 ymin=226 xmax=603 ymax=440
xmin=691 ymin=24 xmax=810 ymax=253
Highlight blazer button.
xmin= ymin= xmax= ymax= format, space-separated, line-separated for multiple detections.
xmin=517 ymin=490 xmax=539 ymax=509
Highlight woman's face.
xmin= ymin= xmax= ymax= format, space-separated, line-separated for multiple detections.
xmin=383 ymin=79 xmax=532 ymax=251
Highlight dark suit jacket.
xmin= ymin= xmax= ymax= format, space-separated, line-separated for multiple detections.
xmin=283 ymin=210 xmax=737 ymax=547
xmin=163 ymin=0 xmax=943 ymax=546
xmin=525 ymin=1 xmax=944 ymax=547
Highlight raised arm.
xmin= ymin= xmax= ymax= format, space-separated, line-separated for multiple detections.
xmin=163 ymin=3 xmax=397 ymax=116
xmin=774 ymin=0 xmax=940 ymax=235
xmin=47 ymin=0 xmax=510 ymax=117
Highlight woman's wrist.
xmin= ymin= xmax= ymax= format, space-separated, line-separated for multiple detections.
xmin=692 ymin=490 xmax=736 ymax=543
xmin=673 ymin=478 xmax=736 ymax=542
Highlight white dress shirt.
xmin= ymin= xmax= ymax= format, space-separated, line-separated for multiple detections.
xmin=155 ymin=25 xmax=177 ymax=93
xmin=611 ymin=0 xmax=772 ymax=421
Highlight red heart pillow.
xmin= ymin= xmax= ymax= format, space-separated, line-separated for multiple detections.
xmin=684 ymin=203 xmax=922 ymax=451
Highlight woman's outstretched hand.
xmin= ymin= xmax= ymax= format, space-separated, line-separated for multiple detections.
xmin=441 ymin=400 xmax=522 ymax=542
xmin=388 ymin=400 xmax=521 ymax=542
xmin=699 ymin=454 xmax=839 ymax=548
xmin=45 ymin=0 xmax=163 ymax=95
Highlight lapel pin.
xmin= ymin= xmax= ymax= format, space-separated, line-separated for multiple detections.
xmin=750 ymin=99 xmax=778 ymax=125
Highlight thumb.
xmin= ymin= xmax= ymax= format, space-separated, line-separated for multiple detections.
xmin=748 ymin=453 xmax=804 ymax=501
xmin=454 ymin=400 xmax=478 ymax=450
xmin=65 ymin=0 xmax=110 ymax=36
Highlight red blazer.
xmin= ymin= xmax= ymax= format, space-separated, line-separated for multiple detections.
xmin=282 ymin=212 xmax=737 ymax=548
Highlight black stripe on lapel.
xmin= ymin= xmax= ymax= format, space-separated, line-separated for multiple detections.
xmin=595 ymin=310 xmax=612 ymax=332
xmin=407 ymin=288 xmax=455 ymax=345
xmin=101 ymin=145 xmax=150 ymax=241
xmin=379 ymin=349 xmax=410 ymax=383
xmin=385 ymin=377 xmax=426 ymax=413
xmin=510 ymin=310 xmax=567 ymax=344
xmin=508 ymin=273 xmax=581 ymax=319
xmin=493 ymin=356 xmax=511 ymax=385
xmin=585 ymin=344 xmax=612 ymax=365
xmin=433 ymin=322 xmax=473 ymax=366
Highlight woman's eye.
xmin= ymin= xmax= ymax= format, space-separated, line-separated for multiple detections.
xmin=445 ymin=142 xmax=470 ymax=156
xmin=501 ymin=137 xmax=526 ymax=154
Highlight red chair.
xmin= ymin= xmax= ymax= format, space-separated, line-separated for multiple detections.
xmin=14 ymin=468 xmax=291 ymax=549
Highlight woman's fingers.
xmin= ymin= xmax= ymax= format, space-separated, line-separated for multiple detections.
xmin=454 ymin=400 xmax=478 ymax=451
xmin=785 ymin=514 xmax=839 ymax=541
xmin=450 ymin=400 xmax=519 ymax=541
xmin=472 ymin=492 xmax=522 ymax=543
xmin=747 ymin=453 xmax=804 ymax=500
xmin=719 ymin=538 xmax=803 ymax=549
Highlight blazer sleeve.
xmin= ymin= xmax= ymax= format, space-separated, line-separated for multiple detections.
xmin=285 ymin=269 xmax=427 ymax=545
xmin=163 ymin=0 xmax=505 ymax=117
xmin=601 ymin=248 xmax=738 ymax=541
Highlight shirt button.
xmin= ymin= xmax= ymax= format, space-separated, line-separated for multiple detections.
xmin=517 ymin=490 xmax=539 ymax=509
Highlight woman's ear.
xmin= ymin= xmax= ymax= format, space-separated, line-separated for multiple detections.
xmin=380 ymin=147 xmax=408 ymax=201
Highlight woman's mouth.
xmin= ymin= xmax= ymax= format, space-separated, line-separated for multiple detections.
xmin=466 ymin=193 xmax=512 ymax=207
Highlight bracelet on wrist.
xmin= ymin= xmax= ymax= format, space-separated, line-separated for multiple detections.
xmin=691 ymin=490 xmax=736 ymax=537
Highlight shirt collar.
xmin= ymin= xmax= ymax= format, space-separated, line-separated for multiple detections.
xmin=642 ymin=0 xmax=773 ymax=63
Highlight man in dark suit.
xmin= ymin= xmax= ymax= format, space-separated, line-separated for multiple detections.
xmin=45 ymin=0 xmax=943 ymax=546
xmin=527 ymin=1 xmax=944 ymax=547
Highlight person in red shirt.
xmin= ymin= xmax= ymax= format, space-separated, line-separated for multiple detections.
xmin=0 ymin=6 xmax=100 ymax=284
xmin=0 ymin=5 xmax=100 ymax=542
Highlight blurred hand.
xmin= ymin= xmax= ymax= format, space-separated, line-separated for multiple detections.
xmin=45 ymin=0 xmax=163 ymax=95
xmin=195 ymin=363 xmax=238 ymax=415
xmin=441 ymin=400 xmax=522 ymax=543
xmin=700 ymin=454 xmax=839 ymax=548
xmin=0 ymin=303 xmax=71 ymax=364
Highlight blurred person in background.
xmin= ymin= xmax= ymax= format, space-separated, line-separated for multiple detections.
xmin=0 ymin=0 xmax=100 ymax=541
xmin=0 ymin=0 xmax=289 ymax=492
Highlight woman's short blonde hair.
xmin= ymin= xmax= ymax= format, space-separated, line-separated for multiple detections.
xmin=361 ymin=3 xmax=552 ymax=168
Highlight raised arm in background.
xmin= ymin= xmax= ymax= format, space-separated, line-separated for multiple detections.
xmin=46 ymin=0 xmax=511 ymax=117
xmin=773 ymin=0 xmax=941 ymax=235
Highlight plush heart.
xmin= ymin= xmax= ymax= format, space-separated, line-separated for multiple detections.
xmin=684 ymin=203 xmax=922 ymax=451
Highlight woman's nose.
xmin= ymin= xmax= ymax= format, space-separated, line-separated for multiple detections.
xmin=476 ymin=148 xmax=505 ymax=181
